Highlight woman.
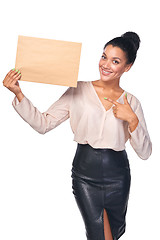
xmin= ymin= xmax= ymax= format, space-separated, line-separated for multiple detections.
xmin=3 ymin=32 xmax=152 ymax=240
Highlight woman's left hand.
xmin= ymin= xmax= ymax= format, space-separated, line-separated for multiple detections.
xmin=105 ymin=94 xmax=138 ymax=124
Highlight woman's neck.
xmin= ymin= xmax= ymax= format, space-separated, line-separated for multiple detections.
xmin=98 ymin=79 xmax=122 ymax=92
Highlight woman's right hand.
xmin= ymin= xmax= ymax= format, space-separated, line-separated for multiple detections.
xmin=3 ymin=69 xmax=24 ymax=101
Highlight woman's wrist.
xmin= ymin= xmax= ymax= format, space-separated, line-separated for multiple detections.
xmin=128 ymin=114 xmax=139 ymax=133
xmin=15 ymin=91 xmax=24 ymax=102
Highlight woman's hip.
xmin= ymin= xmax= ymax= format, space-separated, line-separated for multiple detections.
xmin=71 ymin=143 xmax=131 ymax=184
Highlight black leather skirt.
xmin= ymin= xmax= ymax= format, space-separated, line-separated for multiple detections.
xmin=71 ymin=143 xmax=131 ymax=240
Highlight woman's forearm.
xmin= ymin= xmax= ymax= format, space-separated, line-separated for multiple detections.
xmin=128 ymin=114 xmax=139 ymax=133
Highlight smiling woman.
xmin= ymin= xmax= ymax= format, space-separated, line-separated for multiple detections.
xmin=99 ymin=45 xmax=132 ymax=82
xmin=3 ymin=31 xmax=152 ymax=240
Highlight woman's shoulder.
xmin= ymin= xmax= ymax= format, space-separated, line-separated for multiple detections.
xmin=125 ymin=90 xmax=140 ymax=101
xmin=72 ymin=81 xmax=90 ymax=91
xmin=76 ymin=80 xmax=90 ymax=86
xmin=125 ymin=90 xmax=141 ymax=110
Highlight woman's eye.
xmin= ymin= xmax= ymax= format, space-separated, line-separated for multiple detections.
xmin=113 ymin=60 xmax=119 ymax=64
xmin=101 ymin=55 xmax=106 ymax=59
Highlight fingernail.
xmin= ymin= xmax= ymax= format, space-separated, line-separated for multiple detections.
xmin=15 ymin=69 xmax=19 ymax=72
xmin=18 ymin=70 xmax=21 ymax=74
xmin=12 ymin=68 xmax=15 ymax=70
xmin=125 ymin=93 xmax=127 ymax=97
xmin=104 ymin=97 xmax=108 ymax=100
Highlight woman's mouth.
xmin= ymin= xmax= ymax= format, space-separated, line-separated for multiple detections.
xmin=101 ymin=69 xmax=112 ymax=76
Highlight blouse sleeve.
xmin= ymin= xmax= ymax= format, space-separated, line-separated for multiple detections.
xmin=12 ymin=87 xmax=73 ymax=134
xmin=128 ymin=100 xmax=152 ymax=160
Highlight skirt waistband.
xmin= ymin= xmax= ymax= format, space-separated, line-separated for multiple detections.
xmin=71 ymin=144 xmax=130 ymax=182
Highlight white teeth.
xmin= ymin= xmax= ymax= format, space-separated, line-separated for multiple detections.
xmin=102 ymin=70 xmax=111 ymax=74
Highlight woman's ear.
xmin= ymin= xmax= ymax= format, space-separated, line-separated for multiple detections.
xmin=125 ymin=63 xmax=133 ymax=72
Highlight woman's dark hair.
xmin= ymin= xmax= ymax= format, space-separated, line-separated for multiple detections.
xmin=103 ymin=32 xmax=141 ymax=64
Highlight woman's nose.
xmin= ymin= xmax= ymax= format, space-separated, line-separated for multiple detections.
xmin=103 ymin=60 xmax=111 ymax=69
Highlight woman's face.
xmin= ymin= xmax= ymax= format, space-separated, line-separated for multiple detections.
xmin=99 ymin=44 xmax=132 ymax=82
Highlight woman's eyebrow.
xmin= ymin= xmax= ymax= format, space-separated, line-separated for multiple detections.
xmin=103 ymin=52 xmax=121 ymax=59
xmin=112 ymin=57 xmax=121 ymax=61
xmin=102 ymin=52 xmax=121 ymax=61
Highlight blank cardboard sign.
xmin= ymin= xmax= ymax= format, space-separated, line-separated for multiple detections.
xmin=15 ymin=35 xmax=82 ymax=87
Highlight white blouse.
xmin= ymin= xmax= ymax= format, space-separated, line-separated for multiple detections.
xmin=12 ymin=81 xmax=152 ymax=160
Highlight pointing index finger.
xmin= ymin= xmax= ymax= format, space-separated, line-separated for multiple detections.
xmin=104 ymin=97 xmax=119 ymax=105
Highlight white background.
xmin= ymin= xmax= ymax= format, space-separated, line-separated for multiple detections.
xmin=0 ymin=0 xmax=159 ymax=239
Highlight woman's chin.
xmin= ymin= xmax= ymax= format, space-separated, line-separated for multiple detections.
xmin=100 ymin=75 xmax=112 ymax=82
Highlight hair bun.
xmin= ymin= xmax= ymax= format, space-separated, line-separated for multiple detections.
xmin=121 ymin=31 xmax=140 ymax=51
